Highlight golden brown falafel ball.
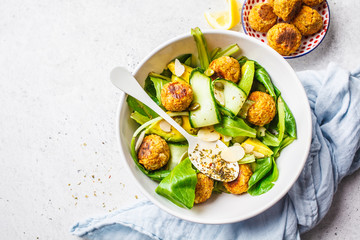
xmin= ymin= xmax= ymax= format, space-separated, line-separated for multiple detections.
xmin=303 ymin=0 xmax=323 ymax=7
xmin=209 ymin=56 xmax=241 ymax=83
xmin=246 ymin=91 xmax=276 ymax=126
xmin=161 ymin=80 xmax=193 ymax=112
xmin=273 ymin=0 xmax=302 ymax=21
xmin=292 ymin=6 xmax=323 ymax=36
xmin=138 ymin=134 xmax=170 ymax=171
xmin=223 ymin=164 xmax=253 ymax=194
xmin=194 ymin=173 xmax=214 ymax=204
xmin=249 ymin=3 xmax=278 ymax=32
xmin=267 ymin=23 xmax=302 ymax=55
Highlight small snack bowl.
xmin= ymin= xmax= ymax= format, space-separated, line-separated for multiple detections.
xmin=241 ymin=0 xmax=330 ymax=59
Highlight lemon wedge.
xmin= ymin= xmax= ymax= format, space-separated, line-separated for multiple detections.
xmin=204 ymin=0 xmax=241 ymax=30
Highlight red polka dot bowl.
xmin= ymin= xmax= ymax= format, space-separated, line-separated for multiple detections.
xmin=241 ymin=0 xmax=330 ymax=59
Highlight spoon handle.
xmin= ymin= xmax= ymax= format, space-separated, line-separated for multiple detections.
xmin=110 ymin=67 xmax=193 ymax=141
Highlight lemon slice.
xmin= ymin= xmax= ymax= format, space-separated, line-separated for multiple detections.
xmin=204 ymin=0 xmax=241 ymax=30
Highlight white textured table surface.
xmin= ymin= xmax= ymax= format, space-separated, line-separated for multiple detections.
xmin=0 ymin=0 xmax=359 ymax=239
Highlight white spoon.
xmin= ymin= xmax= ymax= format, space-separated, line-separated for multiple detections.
xmin=110 ymin=67 xmax=239 ymax=182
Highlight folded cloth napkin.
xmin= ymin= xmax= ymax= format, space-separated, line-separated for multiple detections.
xmin=71 ymin=63 xmax=360 ymax=240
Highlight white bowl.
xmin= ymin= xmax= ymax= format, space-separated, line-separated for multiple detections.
xmin=116 ymin=30 xmax=312 ymax=224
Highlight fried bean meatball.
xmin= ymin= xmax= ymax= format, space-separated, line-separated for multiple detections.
xmin=223 ymin=164 xmax=253 ymax=194
xmin=209 ymin=56 xmax=241 ymax=83
xmin=267 ymin=23 xmax=302 ymax=56
xmin=249 ymin=3 xmax=277 ymax=32
xmin=303 ymin=0 xmax=323 ymax=7
xmin=161 ymin=80 xmax=193 ymax=112
xmin=273 ymin=0 xmax=302 ymax=22
xmin=247 ymin=91 xmax=276 ymax=126
xmin=292 ymin=6 xmax=323 ymax=36
xmin=194 ymin=173 xmax=214 ymax=204
xmin=137 ymin=134 xmax=170 ymax=171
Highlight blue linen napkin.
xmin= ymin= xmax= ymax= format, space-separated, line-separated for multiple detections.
xmin=71 ymin=63 xmax=360 ymax=240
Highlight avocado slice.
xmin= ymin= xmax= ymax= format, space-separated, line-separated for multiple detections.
xmin=167 ymin=61 xmax=193 ymax=83
xmin=181 ymin=116 xmax=198 ymax=135
xmin=146 ymin=116 xmax=198 ymax=142
xmin=241 ymin=138 xmax=273 ymax=156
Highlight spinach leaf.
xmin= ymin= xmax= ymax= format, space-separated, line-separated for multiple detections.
xmin=274 ymin=85 xmax=281 ymax=97
xmin=251 ymin=79 xmax=267 ymax=92
xmin=143 ymin=72 xmax=170 ymax=107
xmin=149 ymin=76 xmax=169 ymax=104
xmin=184 ymin=57 xmax=192 ymax=67
xmin=144 ymin=76 xmax=160 ymax=105
xmin=126 ymin=96 xmax=158 ymax=119
xmin=272 ymin=136 xmax=296 ymax=158
xmin=238 ymin=56 xmax=248 ymax=67
xmin=248 ymin=158 xmax=278 ymax=196
xmin=281 ymin=96 xmax=297 ymax=138
xmin=248 ymin=157 xmax=272 ymax=189
xmin=130 ymin=111 xmax=150 ymax=125
xmin=261 ymin=130 xmax=281 ymax=147
xmin=147 ymin=170 xmax=172 ymax=182
xmin=279 ymin=136 xmax=295 ymax=151
xmin=273 ymin=86 xmax=297 ymax=139
xmin=155 ymin=158 xmax=197 ymax=209
xmin=215 ymin=116 xmax=257 ymax=138
xmin=254 ymin=64 xmax=276 ymax=99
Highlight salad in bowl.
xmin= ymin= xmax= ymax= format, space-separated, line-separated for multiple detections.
xmin=126 ymin=28 xmax=297 ymax=209
xmin=116 ymin=29 xmax=312 ymax=224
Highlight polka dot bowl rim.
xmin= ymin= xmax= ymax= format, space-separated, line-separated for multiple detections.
xmin=241 ymin=0 xmax=330 ymax=59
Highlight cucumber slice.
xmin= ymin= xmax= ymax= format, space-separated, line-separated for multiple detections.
xmin=212 ymin=79 xmax=247 ymax=117
xmin=167 ymin=143 xmax=188 ymax=170
xmin=238 ymin=61 xmax=255 ymax=96
xmin=189 ymin=69 xmax=221 ymax=128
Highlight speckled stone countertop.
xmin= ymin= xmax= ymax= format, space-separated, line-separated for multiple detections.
xmin=0 ymin=0 xmax=359 ymax=239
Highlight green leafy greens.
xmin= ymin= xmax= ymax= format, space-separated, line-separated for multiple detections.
xmin=191 ymin=27 xmax=210 ymax=69
xmin=126 ymin=96 xmax=158 ymax=119
xmin=215 ymin=116 xmax=257 ymax=138
xmin=248 ymin=157 xmax=273 ymax=189
xmin=248 ymin=158 xmax=278 ymax=196
xmin=155 ymin=158 xmax=197 ymax=209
